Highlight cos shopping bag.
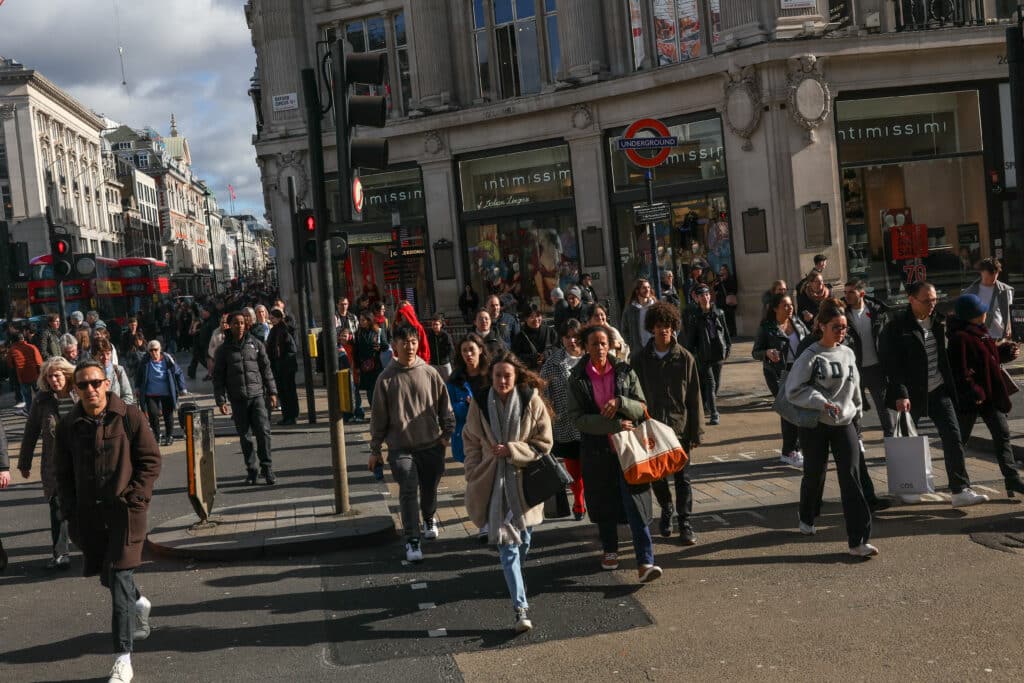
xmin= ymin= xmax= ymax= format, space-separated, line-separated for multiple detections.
xmin=884 ymin=412 xmax=934 ymax=496
xmin=609 ymin=413 xmax=689 ymax=485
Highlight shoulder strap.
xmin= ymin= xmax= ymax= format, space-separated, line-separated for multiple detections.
xmin=121 ymin=412 xmax=136 ymax=442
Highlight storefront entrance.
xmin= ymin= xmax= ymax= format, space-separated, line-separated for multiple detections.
xmin=607 ymin=113 xmax=735 ymax=306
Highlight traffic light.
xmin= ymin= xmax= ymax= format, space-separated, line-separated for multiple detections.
xmin=50 ymin=235 xmax=73 ymax=280
xmin=332 ymin=44 xmax=389 ymax=221
xmin=329 ymin=231 xmax=348 ymax=261
xmin=297 ymin=209 xmax=317 ymax=262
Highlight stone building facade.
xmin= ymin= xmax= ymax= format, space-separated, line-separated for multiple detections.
xmin=246 ymin=1 xmax=1022 ymax=333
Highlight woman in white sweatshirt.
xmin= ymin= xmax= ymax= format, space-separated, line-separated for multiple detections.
xmin=785 ymin=300 xmax=876 ymax=559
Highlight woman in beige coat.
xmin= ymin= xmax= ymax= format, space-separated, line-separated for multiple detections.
xmin=463 ymin=351 xmax=554 ymax=634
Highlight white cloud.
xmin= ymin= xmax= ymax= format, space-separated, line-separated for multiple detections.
xmin=0 ymin=0 xmax=263 ymax=217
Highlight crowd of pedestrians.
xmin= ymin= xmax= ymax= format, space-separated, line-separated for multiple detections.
xmin=4 ymin=253 xmax=1024 ymax=660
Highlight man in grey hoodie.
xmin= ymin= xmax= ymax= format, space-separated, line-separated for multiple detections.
xmin=368 ymin=324 xmax=455 ymax=563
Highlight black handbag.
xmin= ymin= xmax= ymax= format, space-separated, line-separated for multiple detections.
xmin=521 ymin=453 xmax=573 ymax=508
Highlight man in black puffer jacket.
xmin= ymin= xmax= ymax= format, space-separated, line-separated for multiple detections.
xmin=213 ymin=311 xmax=279 ymax=485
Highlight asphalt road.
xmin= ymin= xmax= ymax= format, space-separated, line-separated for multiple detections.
xmin=2 ymin=356 xmax=1024 ymax=682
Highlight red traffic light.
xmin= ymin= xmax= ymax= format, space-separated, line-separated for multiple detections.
xmin=305 ymin=215 xmax=316 ymax=232
xmin=54 ymin=239 xmax=69 ymax=255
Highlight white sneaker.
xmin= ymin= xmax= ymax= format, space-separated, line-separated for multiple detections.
xmin=781 ymin=451 xmax=804 ymax=467
xmin=849 ymin=543 xmax=880 ymax=558
xmin=951 ymin=488 xmax=989 ymax=507
xmin=799 ymin=520 xmax=816 ymax=536
xmin=133 ymin=596 xmax=151 ymax=640
xmin=423 ymin=518 xmax=439 ymax=540
xmin=108 ymin=657 xmax=133 ymax=682
xmin=405 ymin=539 xmax=424 ymax=562
xmin=13 ymin=401 xmax=25 ymax=409
xmin=514 ymin=607 xmax=533 ymax=633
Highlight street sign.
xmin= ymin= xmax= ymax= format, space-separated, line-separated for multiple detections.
xmin=389 ymin=247 xmax=426 ymax=259
xmin=618 ymin=118 xmax=677 ymax=168
xmin=352 ymin=175 xmax=364 ymax=214
xmin=633 ymin=202 xmax=672 ymax=224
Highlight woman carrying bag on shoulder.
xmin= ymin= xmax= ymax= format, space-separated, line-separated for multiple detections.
xmin=785 ymin=300 xmax=876 ymax=558
xmin=462 ymin=352 xmax=554 ymax=634
xmin=566 ymin=324 xmax=662 ymax=583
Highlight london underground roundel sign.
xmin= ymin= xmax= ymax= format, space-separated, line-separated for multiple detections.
xmin=617 ymin=118 xmax=678 ymax=168
xmin=352 ymin=176 xmax=364 ymax=215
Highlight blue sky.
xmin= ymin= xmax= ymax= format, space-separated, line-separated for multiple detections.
xmin=0 ymin=0 xmax=263 ymax=218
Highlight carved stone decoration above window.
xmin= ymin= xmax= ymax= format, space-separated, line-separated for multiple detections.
xmin=722 ymin=66 xmax=762 ymax=152
xmin=273 ymin=150 xmax=309 ymax=205
xmin=787 ymin=54 xmax=832 ymax=144
xmin=423 ymin=130 xmax=444 ymax=156
xmin=571 ymin=104 xmax=594 ymax=130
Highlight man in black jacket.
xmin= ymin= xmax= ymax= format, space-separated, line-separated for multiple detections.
xmin=843 ymin=280 xmax=895 ymax=438
xmin=684 ymin=285 xmax=731 ymax=426
xmin=632 ymin=302 xmax=703 ymax=545
xmin=189 ymin=308 xmax=217 ymax=380
xmin=37 ymin=314 xmax=63 ymax=360
xmin=213 ymin=311 xmax=279 ymax=485
xmin=266 ymin=308 xmax=299 ymax=426
xmin=880 ymin=281 xmax=988 ymax=507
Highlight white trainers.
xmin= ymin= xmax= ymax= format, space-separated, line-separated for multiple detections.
xmin=133 ymin=596 xmax=151 ymax=640
xmin=423 ymin=518 xmax=439 ymax=540
xmin=951 ymin=488 xmax=989 ymax=507
xmin=849 ymin=543 xmax=880 ymax=558
xmin=108 ymin=657 xmax=133 ymax=682
xmin=13 ymin=401 xmax=26 ymax=409
xmin=780 ymin=451 xmax=804 ymax=467
xmin=799 ymin=520 xmax=816 ymax=536
xmin=514 ymin=607 xmax=533 ymax=633
xmin=405 ymin=539 xmax=424 ymax=563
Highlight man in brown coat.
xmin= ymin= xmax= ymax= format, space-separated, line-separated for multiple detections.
xmin=55 ymin=359 xmax=161 ymax=683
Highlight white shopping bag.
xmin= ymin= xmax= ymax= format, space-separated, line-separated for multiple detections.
xmin=884 ymin=412 xmax=934 ymax=496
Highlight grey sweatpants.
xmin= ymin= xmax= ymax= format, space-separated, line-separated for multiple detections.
xmin=389 ymin=444 xmax=446 ymax=538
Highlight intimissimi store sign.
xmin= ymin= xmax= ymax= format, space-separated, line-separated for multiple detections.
xmin=835 ymin=90 xmax=983 ymax=165
xmin=458 ymin=145 xmax=574 ymax=212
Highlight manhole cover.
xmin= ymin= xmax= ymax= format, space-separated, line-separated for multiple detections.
xmin=968 ymin=517 xmax=1024 ymax=554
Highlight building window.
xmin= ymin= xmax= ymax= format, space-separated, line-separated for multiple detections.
xmin=1 ymin=183 xmax=13 ymax=220
xmin=135 ymin=153 xmax=149 ymax=169
xmin=628 ymin=0 xmax=714 ymax=69
xmin=343 ymin=12 xmax=410 ymax=117
xmin=114 ymin=141 xmax=131 ymax=151
xmin=473 ymin=0 xmax=557 ymax=101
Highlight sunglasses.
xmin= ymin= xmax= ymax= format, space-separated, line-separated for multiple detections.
xmin=76 ymin=379 xmax=107 ymax=390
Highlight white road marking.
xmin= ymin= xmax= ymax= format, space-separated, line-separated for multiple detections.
xmin=418 ymin=602 xmax=436 ymax=610
xmin=427 ymin=628 xmax=447 ymax=638
xmin=411 ymin=582 xmax=428 ymax=590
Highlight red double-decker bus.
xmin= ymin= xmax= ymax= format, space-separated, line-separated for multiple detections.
xmin=27 ymin=254 xmax=123 ymax=320
xmin=116 ymin=257 xmax=172 ymax=330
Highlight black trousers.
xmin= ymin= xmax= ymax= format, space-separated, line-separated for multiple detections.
xmin=49 ymin=495 xmax=70 ymax=557
xmin=389 ymin=445 xmax=445 ymax=537
xmin=698 ymin=360 xmax=723 ymax=418
xmin=273 ymin=358 xmax=299 ymax=421
xmin=766 ymin=370 xmax=800 ymax=455
xmin=144 ymin=395 xmax=175 ymax=439
xmin=959 ymin=405 xmax=1019 ymax=480
xmin=231 ymin=396 xmax=273 ymax=473
xmin=798 ymin=422 xmax=871 ymax=548
xmin=651 ymin=442 xmax=693 ymax=524
xmin=910 ymin=387 xmax=971 ymax=494
xmin=109 ymin=567 xmax=140 ymax=654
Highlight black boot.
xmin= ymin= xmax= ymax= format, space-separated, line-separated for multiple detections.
xmin=245 ymin=469 xmax=258 ymax=485
xmin=1006 ymin=476 xmax=1024 ymax=499
xmin=262 ymin=466 xmax=276 ymax=485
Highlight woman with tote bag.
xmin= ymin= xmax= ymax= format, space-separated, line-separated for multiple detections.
xmin=785 ymin=300 xmax=876 ymax=559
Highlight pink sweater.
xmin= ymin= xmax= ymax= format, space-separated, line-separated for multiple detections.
xmin=586 ymin=359 xmax=615 ymax=407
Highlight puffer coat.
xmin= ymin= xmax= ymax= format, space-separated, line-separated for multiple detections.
xmin=212 ymin=333 xmax=277 ymax=405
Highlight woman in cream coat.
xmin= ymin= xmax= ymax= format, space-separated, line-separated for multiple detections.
xmin=463 ymin=351 xmax=554 ymax=635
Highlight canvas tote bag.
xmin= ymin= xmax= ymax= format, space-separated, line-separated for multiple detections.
xmin=884 ymin=412 xmax=934 ymax=496
xmin=609 ymin=411 xmax=689 ymax=485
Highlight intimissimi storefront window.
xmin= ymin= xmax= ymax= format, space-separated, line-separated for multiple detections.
xmin=458 ymin=144 xmax=579 ymax=312
xmin=326 ymin=167 xmax=433 ymax=315
xmin=836 ymin=90 xmax=987 ymax=304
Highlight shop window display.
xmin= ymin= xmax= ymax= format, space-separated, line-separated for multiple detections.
xmin=465 ymin=213 xmax=579 ymax=312
xmin=615 ymin=193 xmax=733 ymax=298
xmin=837 ymin=90 xmax=987 ymax=304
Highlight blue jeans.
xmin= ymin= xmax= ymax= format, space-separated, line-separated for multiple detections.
xmin=20 ymin=383 xmax=35 ymax=411
xmin=598 ymin=475 xmax=655 ymax=566
xmin=499 ymin=527 xmax=532 ymax=610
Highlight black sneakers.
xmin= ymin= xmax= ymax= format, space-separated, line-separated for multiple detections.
xmin=658 ymin=508 xmax=673 ymax=537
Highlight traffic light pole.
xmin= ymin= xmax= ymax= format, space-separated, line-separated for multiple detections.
xmin=45 ymin=207 xmax=68 ymax=332
xmin=302 ymin=67 xmax=349 ymax=514
xmin=288 ymin=176 xmax=317 ymax=425
xmin=1008 ymin=12 xmax=1024 ymax=243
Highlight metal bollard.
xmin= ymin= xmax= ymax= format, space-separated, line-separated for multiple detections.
xmin=180 ymin=403 xmax=217 ymax=522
